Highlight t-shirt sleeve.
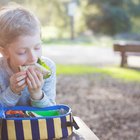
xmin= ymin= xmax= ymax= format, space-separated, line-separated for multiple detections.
xmin=0 ymin=86 xmax=21 ymax=107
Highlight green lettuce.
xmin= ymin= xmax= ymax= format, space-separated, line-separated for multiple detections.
xmin=37 ymin=58 xmax=52 ymax=79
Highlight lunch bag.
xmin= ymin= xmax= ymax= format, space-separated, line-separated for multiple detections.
xmin=0 ymin=104 xmax=79 ymax=140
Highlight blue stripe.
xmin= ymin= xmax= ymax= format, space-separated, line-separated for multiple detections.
xmin=15 ymin=120 xmax=24 ymax=140
xmin=1 ymin=119 xmax=8 ymax=140
xmin=47 ymin=118 xmax=55 ymax=139
xmin=31 ymin=120 xmax=40 ymax=140
xmin=61 ymin=117 xmax=68 ymax=138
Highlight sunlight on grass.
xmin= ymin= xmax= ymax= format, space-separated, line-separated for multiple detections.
xmin=56 ymin=65 xmax=103 ymax=75
xmin=56 ymin=65 xmax=140 ymax=82
xmin=102 ymin=67 xmax=140 ymax=81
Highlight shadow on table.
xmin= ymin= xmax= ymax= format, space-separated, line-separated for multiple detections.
xmin=62 ymin=132 xmax=85 ymax=140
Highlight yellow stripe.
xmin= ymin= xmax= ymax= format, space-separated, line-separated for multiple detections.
xmin=66 ymin=115 xmax=73 ymax=136
xmin=22 ymin=120 xmax=32 ymax=140
xmin=54 ymin=118 xmax=63 ymax=139
xmin=38 ymin=119 xmax=48 ymax=139
xmin=7 ymin=120 xmax=16 ymax=140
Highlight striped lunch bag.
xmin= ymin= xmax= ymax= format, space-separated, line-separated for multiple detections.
xmin=0 ymin=105 xmax=79 ymax=140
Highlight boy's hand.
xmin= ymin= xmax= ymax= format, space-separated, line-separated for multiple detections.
xmin=10 ymin=71 xmax=27 ymax=94
xmin=26 ymin=67 xmax=44 ymax=100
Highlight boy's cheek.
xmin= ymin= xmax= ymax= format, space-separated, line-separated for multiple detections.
xmin=17 ymin=59 xmax=28 ymax=66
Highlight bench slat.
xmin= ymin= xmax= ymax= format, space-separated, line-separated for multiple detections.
xmin=114 ymin=43 xmax=140 ymax=52
xmin=113 ymin=41 xmax=140 ymax=67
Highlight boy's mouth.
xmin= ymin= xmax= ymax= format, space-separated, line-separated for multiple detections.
xmin=19 ymin=58 xmax=52 ymax=79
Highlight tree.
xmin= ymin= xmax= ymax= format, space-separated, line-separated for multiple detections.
xmin=86 ymin=5 xmax=131 ymax=35
xmin=83 ymin=0 xmax=132 ymax=35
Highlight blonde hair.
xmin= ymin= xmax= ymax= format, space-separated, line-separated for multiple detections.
xmin=0 ymin=4 xmax=40 ymax=47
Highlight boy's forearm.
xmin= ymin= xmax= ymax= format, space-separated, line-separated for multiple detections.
xmin=30 ymin=92 xmax=56 ymax=108
xmin=0 ymin=86 xmax=21 ymax=107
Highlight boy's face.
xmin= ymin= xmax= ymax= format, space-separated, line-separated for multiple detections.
xmin=5 ymin=32 xmax=42 ymax=72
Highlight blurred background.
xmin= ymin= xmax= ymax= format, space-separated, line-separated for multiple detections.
xmin=2 ymin=0 xmax=140 ymax=42
xmin=0 ymin=0 xmax=140 ymax=140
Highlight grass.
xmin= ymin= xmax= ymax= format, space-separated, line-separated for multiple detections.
xmin=56 ymin=65 xmax=140 ymax=82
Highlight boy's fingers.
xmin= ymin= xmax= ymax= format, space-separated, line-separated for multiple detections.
xmin=16 ymin=75 xmax=27 ymax=82
xmin=15 ymin=71 xmax=26 ymax=77
xmin=17 ymin=79 xmax=26 ymax=86
xmin=27 ymin=69 xmax=37 ymax=88
xmin=28 ymin=68 xmax=39 ymax=81
xmin=20 ymin=83 xmax=27 ymax=90
xmin=33 ymin=70 xmax=44 ymax=87
xmin=36 ymin=70 xmax=43 ymax=81
xmin=17 ymin=82 xmax=26 ymax=89
xmin=12 ymin=83 xmax=26 ymax=93
xmin=27 ymin=77 xmax=32 ymax=89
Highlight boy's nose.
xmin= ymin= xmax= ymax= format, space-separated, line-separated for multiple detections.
xmin=28 ymin=51 xmax=37 ymax=63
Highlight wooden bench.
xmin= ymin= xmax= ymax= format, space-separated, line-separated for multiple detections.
xmin=64 ymin=116 xmax=100 ymax=140
xmin=113 ymin=41 xmax=140 ymax=67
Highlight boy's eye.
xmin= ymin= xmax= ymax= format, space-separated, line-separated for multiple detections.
xmin=17 ymin=52 xmax=26 ymax=55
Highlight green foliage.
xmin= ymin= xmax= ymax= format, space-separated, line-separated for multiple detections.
xmin=1 ymin=0 xmax=140 ymax=37
xmin=84 ymin=0 xmax=133 ymax=35
xmin=87 ymin=0 xmax=123 ymax=6
xmin=24 ymin=0 xmax=68 ymax=27
xmin=129 ymin=4 xmax=140 ymax=17
xmin=86 ymin=5 xmax=131 ymax=35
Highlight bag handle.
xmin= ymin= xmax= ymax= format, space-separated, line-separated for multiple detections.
xmin=62 ymin=117 xmax=79 ymax=130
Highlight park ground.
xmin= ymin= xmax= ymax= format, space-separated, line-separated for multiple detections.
xmin=43 ymin=45 xmax=140 ymax=140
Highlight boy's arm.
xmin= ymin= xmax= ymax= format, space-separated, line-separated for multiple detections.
xmin=0 ymin=86 xmax=21 ymax=107
xmin=30 ymin=60 xmax=56 ymax=107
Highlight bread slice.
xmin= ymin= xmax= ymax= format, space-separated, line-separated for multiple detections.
xmin=19 ymin=63 xmax=51 ymax=79
xmin=19 ymin=65 xmax=32 ymax=71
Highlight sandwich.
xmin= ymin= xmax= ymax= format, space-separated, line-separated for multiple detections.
xmin=19 ymin=58 xmax=51 ymax=79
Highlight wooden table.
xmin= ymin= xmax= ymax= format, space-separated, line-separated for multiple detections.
xmin=63 ymin=116 xmax=100 ymax=140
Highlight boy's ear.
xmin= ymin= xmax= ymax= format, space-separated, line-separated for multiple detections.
xmin=0 ymin=47 xmax=9 ymax=58
xmin=0 ymin=46 xmax=4 ymax=56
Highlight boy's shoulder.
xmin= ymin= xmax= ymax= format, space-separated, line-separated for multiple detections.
xmin=0 ymin=57 xmax=8 ymax=79
xmin=0 ymin=57 xmax=5 ymax=70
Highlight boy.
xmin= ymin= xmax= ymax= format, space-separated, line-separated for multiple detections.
xmin=0 ymin=4 xmax=56 ymax=107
